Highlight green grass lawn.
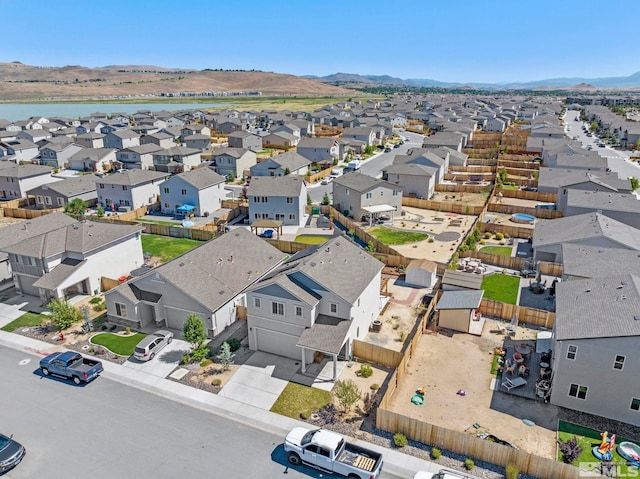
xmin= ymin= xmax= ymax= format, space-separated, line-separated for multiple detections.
xmin=294 ymin=235 xmax=330 ymax=245
xmin=136 ymin=219 xmax=181 ymax=226
xmin=481 ymin=273 xmax=520 ymax=304
xmin=368 ymin=226 xmax=429 ymax=245
xmin=90 ymin=332 xmax=147 ymax=356
xmin=557 ymin=420 xmax=637 ymax=475
xmin=141 ymin=234 xmax=201 ymax=262
xmin=270 ymin=382 xmax=332 ymax=419
xmin=1 ymin=312 xmax=48 ymax=332
xmin=479 ymin=246 xmax=513 ymax=257
xmin=501 ymin=184 xmax=520 ymax=191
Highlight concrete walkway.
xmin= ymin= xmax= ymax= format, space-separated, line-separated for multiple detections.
xmin=0 ymin=330 xmax=444 ymax=478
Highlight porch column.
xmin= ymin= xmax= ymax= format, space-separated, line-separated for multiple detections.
xmin=301 ymin=348 xmax=306 ymax=373
xmin=332 ymin=354 xmax=337 ymax=380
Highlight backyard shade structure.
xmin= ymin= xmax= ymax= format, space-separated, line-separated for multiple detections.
xmin=297 ymin=315 xmax=351 ymax=380
xmin=362 ymin=204 xmax=397 ymax=214
xmin=176 ymin=204 xmax=196 ymax=214
xmin=436 ymin=289 xmax=485 ymax=335
xmin=250 ymin=219 xmax=283 ymax=238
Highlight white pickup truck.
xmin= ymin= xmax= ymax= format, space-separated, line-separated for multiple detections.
xmin=284 ymin=427 xmax=383 ymax=479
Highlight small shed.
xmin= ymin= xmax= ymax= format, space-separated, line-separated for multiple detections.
xmin=405 ymin=259 xmax=437 ymax=288
xmin=441 ymin=269 xmax=483 ymax=291
xmin=436 ymin=289 xmax=485 ymax=335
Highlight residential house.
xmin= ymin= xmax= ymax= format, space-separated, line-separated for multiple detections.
xmin=2 ymin=220 xmax=144 ymax=305
xmin=332 ymin=172 xmax=402 ymax=220
xmin=272 ymin=123 xmax=301 ymax=138
xmin=28 ymin=174 xmax=98 ymax=210
xmin=0 ymin=163 xmax=54 ymax=200
xmin=247 ymin=175 xmax=307 ymax=227
xmin=538 ymin=168 xmax=632 ymax=196
xmin=0 ymin=212 xmax=77 ymax=290
xmin=249 ymin=151 xmax=311 ymax=177
xmin=209 ymin=148 xmax=257 ymax=179
xmin=561 ymin=244 xmax=640 ymax=281
xmin=0 ymin=140 xmax=39 ymax=163
xmin=246 ymin=236 xmax=384 ymax=372
xmin=104 ymin=228 xmax=287 ymax=336
xmin=76 ymin=122 xmax=106 ymax=134
xmin=67 ymin=148 xmax=117 ymax=173
xmin=181 ymin=124 xmax=211 ymax=139
xmin=96 ymin=169 xmax=169 ymax=211
xmin=103 ymin=129 xmax=140 ymax=150
xmin=215 ymin=120 xmax=242 ymax=135
xmin=485 ymin=117 xmax=507 ymax=132
xmin=290 ymin=119 xmax=315 ymax=136
xmin=16 ymin=129 xmax=52 ymax=144
xmin=140 ymin=132 xmax=176 ymax=149
xmin=152 ymin=146 xmax=202 ymax=173
xmin=296 ymin=137 xmax=339 ymax=163
xmin=39 ymin=140 xmax=83 ymax=168
xmin=116 ymin=144 xmax=164 ymax=170
xmin=75 ymin=132 xmax=105 ymax=149
xmin=342 ymin=127 xmax=377 ymax=146
xmin=560 ymin=190 xmax=640 ymax=229
xmin=532 ymin=212 xmax=640 ymax=263
xmin=160 ymin=168 xmax=226 ymax=217
xmin=550 ymin=274 xmax=640 ymax=425
xmin=383 ymin=163 xmax=437 ymax=199
xmin=422 ymin=132 xmax=465 ymax=152
xmin=227 ymin=131 xmax=262 ymax=152
xmin=182 ymin=134 xmax=211 ymax=152
xmin=262 ymin=131 xmax=299 ymax=148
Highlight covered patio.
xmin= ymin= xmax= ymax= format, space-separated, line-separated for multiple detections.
xmin=249 ymin=219 xmax=283 ymax=238
xmin=361 ymin=204 xmax=397 ymax=225
xmin=176 ymin=204 xmax=196 ymax=218
xmin=296 ymin=315 xmax=351 ymax=381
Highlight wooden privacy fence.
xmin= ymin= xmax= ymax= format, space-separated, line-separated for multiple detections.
xmin=466 ymin=158 xmax=498 ymax=166
xmin=352 ymin=340 xmax=404 ymax=369
xmin=448 ymin=165 xmax=496 ymax=173
xmin=306 ymin=168 xmax=333 ymax=184
xmin=402 ymin=197 xmax=484 ymax=215
xmin=142 ymin=223 xmax=216 ymax=241
xmin=329 ymin=207 xmax=403 ymax=257
xmin=496 ymin=189 xmax=557 ymax=203
xmin=488 ymin=203 xmax=564 ymax=219
xmin=2 ymin=207 xmax=59 ymax=219
xmin=101 ymin=276 xmax=122 ymax=292
xmin=480 ymin=221 xmax=534 ymax=239
xmin=434 ymin=183 xmax=492 ymax=194
xmin=479 ymin=299 xmax=555 ymax=329
xmin=461 ymin=250 xmax=525 ymax=270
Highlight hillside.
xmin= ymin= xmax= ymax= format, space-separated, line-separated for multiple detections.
xmin=0 ymin=62 xmax=353 ymax=101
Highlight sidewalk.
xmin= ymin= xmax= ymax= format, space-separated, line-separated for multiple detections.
xmin=0 ymin=330 xmax=443 ymax=478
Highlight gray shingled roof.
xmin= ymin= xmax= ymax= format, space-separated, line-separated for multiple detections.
xmin=0 ymin=162 xmax=52 ymax=178
xmin=247 ymin=175 xmax=305 ymax=197
xmin=296 ymin=315 xmax=351 ymax=355
xmin=2 ymin=221 xmax=143 ymax=257
xmin=297 ymin=137 xmax=337 ymax=148
xmin=561 ymin=244 xmax=640 ymax=279
xmin=139 ymin=228 xmax=287 ymax=312
xmin=384 ymin=163 xmax=437 ymax=177
xmin=565 ymin=190 xmax=640 ymax=212
xmin=101 ymin=169 xmax=168 ymax=186
xmin=436 ymin=289 xmax=484 ymax=310
xmin=266 ymin=151 xmax=310 ymax=171
xmin=555 ymin=273 xmax=640 ymax=340
xmin=0 ymin=212 xmax=77 ymax=259
xmin=333 ymin=172 xmax=398 ymax=193
xmin=33 ymin=259 xmax=86 ymax=289
xmin=538 ymin=168 xmax=630 ymax=191
xmin=212 ymin=147 xmax=246 ymax=159
xmin=122 ymin=144 xmax=164 ymax=155
xmin=533 ymin=212 xmax=640 ymax=251
xmin=68 ymin=148 xmax=116 ymax=162
xmin=28 ymin=174 xmax=97 ymax=197
xmin=171 ymin=168 xmax=224 ymax=189
xmin=157 ymin=145 xmax=201 ymax=156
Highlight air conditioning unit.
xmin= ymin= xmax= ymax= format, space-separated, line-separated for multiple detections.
xmin=118 ymin=206 xmax=131 ymax=213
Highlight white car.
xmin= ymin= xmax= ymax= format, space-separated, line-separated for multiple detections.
xmin=133 ymin=330 xmax=174 ymax=361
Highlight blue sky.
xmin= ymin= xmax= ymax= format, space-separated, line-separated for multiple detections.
xmin=1 ymin=0 xmax=639 ymax=84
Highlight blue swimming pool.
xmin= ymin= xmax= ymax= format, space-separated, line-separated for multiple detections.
xmin=510 ymin=213 xmax=535 ymax=224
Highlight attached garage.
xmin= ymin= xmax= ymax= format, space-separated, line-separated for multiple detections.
xmin=165 ymin=307 xmax=189 ymax=331
xmin=17 ymin=275 xmax=40 ymax=296
xmin=255 ymin=327 xmax=301 ymax=360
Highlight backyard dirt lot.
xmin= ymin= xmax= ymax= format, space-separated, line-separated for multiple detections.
xmin=385 ymin=323 xmax=558 ymax=459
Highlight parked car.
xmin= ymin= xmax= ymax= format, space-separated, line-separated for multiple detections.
xmin=259 ymin=229 xmax=275 ymax=239
xmin=133 ymin=330 xmax=174 ymax=361
xmin=40 ymin=351 xmax=103 ymax=384
xmin=393 ymin=144 xmax=401 ymax=148
xmin=321 ymin=177 xmax=332 ymax=185
xmin=384 ymin=148 xmax=391 ymax=153
xmin=521 ymin=185 xmax=538 ymax=192
xmin=0 ymin=433 xmax=26 ymax=474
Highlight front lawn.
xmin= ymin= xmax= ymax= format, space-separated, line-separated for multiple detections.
xmin=294 ymin=235 xmax=330 ymax=245
xmin=1 ymin=312 xmax=48 ymax=332
xmin=557 ymin=420 xmax=637 ymax=475
xmin=479 ymin=246 xmax=512 ymax=257
xmin=141 ymin=234 xmax=201 ymax=262
xmin=136 ymin=219 xmax=181 ymax=226
xmin=481 ymin=273 xmax=520 ymax=304
xmin=368 ymin=226 xmax=429 ymax=245
xmin=90 ymin=332 xmax=147 ymax=356
xmin=270 ymin=382 xmax=332 ymax=419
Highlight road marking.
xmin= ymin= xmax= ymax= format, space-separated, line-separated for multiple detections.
xmin=19 ymin=358 xmax=31 ymax=366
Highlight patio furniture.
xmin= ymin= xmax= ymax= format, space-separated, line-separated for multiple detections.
xmin=505 ymin=359 xmax=516 ymax=375
xmin=502 ymin=376 xmax=527 ymax=391
xmin=516 ymin=343 xmax=532 ymax=359
xmin=513 ymin=352 xmax=524 ymax=364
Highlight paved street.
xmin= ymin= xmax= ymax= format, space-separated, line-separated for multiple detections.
xmin=0 ymin=346 xmax=404 ymax=479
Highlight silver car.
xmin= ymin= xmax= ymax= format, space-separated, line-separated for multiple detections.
xmin=133 ymin=330 xmax=174 ymax=361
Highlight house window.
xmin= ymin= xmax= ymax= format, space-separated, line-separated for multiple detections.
xmin=262 ymin=196 xmax=268 ymax=203
xmin=57 ymin=197 xmax=64 ymax=206
xmin=36 ymin=195 xmax=43 ymax=204
xmin=631 ymin=398 xmax=640 ymax=411
xmin=295 ymin=306 xmax=302 ymax=317
xmin=289 ymin=214 xmax=296 ymax=220
xmin=366 ymin=193 xmax=372 ymax=199
xmin=566 ymin=345 xmax=577 ymax=360
xmin=330 ymin=303 xmax=337 ymax=313
xmin=393 ymin=189 xmax=399 ymax=196
xmin=569 ymin=383 xmax=588 ymax=400
xmin=614 ymin=355 xmax=625 ymax=370
xmin=254 ymin=297 xmax=261 ymax=309
xmin=122 ymin=185 xmax=128 ymax=191
xmin=164 ymin=203 xmax=170 ymax=208
xmin=163 ymin=187 xmax=169 ymax=194
xmin=380 ymin=191 xmax=384 ymax=196
xmin=44 ymin=196 xmax=52 ymax=205
xmin=271 ymin=302 xmax=284 ymax=316
xmin=115 ymin=303 xmax=127 ymax=317
xmin=286 ymin=197 xmax=293 ymax=204
xmin=99 ymin=183 xmax=104 ymax=189
xmin=182 ymin=189 xmax=187 ymax=195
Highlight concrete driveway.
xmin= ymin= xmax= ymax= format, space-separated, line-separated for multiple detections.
xmin=122 ymin=338 xmax=190 ymax=378
xmin=0 ymin=297 xmax=34 ymax=328
xmin=218 ymin=351 xmax=299 ymax=410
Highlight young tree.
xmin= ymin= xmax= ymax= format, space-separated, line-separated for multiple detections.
xmin=321 ymin=193 xmax=330 ymax=205
xmin=334 ymin=379 xmax=361 ymax=413
xmin=630 ymin=177 xmax=639 ymax=192
xmin=48 ymin=298 xmax=81 ymax=331
xmin=64 ymin=198 xmax=88 ymax=218
xmin=284 ymin=167 xmax=291 ymax=175
xmin=96 ymin=205 xmax=105 ymax=217
xmin=216 ymin=341 xmax=236 ymax=371
xmin=226 ymin=172 xmax=235 ymax=183
xmin=307 ymin=193 xmax=312 ymax=206
xmin=182 ymin=314 xmax=207 ymax=350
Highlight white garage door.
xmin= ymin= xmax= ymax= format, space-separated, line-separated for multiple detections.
xmin=18 ymin=275 xmax=40 ymax=297
xmin=165 ymin=307 xmax=187 ymax=331
xmin=255 ymin=328 xmax=301 ymax=360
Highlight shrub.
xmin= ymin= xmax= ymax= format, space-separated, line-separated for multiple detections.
xmin=211 ymin=378 xmax=222 ymax=387
xmin=431 ymin=448 xmax=441 ymax=460
xmin=499 ymin=240 xmax=506 ymax=245
xmin=465 ymin=458 xmax=475 ymax=470
xmin=101 ymin=325 xmax=108 ymax=331
xmin=427 ymin=237 xmax=434 ymax=243
xmin=200 ymin=359 xmax=213 ymax=367
xmin=125 ymin=327 xmax=131 ymax=335
xmin=299 ymin=411 xmax=309 ymax=420
xmin=495 ymin=232 xmax=504 ymax=240
xmin=190 ymin=344 xmax=210 ymax=362
xmin=359 ymin=363 xmax=373 ymax=378
xmin=558 ymin=437 xmax=583 ymax=464
xmin=503 ymin=233 xmax=510 ymax=239
xmin=226 ymin=337 xmax=242 ymax=352
xmin=109 ymin=324 xmax=117 ymax=331
xmin=484 ymin=232 xmax=492 ymax=239
xmin=92 ymin=301 xmax=106 ymax=312
xmin=480 ymin=239 xmax=486 ymax=245
xmin=505 ymin=463 xmax=519 ymax=479
xmin=334 ymin=379 xmax=361 ymax=412
xmin=370 ymin=383 xmax=379 ymax=390
xmin=89 ymin=297 xmax=103 ymax=304
xmin=393 ymin=433 xmax=408 ymax=448
xmin=48 ymin=298 xmax=82 ymax=330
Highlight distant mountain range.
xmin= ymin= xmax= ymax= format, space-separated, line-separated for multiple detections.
xmin=305 ymin=71 xmax=640 ymax=90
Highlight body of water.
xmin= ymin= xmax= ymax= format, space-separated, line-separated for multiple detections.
xmin=0 ymin=102 xmax=224 ymax=122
